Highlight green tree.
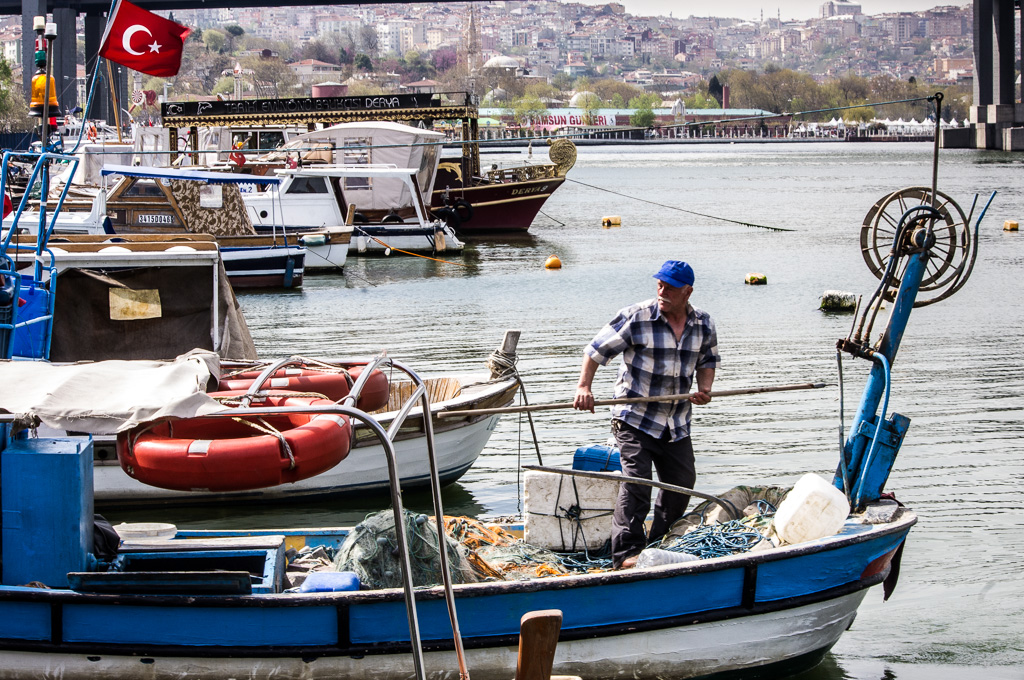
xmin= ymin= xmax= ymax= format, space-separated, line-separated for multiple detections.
xmin=202 ymin=29 xmax=227 ymax=54
xmin=707 ymin=74 xmax=724 ymax=105
xmin=630 ymin=106 xmax=655 ymax=128
xmin=224 ymin=25 xmax=245 ymax=38
xmin=504 ymin=94 xmax=547 ymax=127
xmin=610 ymin=93 xmax=625 ymax=108
xmin=354 ymin=53 xmax=373 ymax=71
xmin=0 ymin=57 xmax=29 ymax=132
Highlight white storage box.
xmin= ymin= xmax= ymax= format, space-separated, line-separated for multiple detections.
xmin=524 ymin=470 xmax=621 ymax=551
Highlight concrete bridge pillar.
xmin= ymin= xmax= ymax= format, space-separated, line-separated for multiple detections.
xmin=947 ymin=0 xmax=1023 ymax=150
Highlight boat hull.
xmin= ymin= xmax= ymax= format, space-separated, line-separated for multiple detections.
xmin=0 ymin=513 xmax=914 ymax=679
xmin=218 ymin=245 xmax=304 ymax=289
xmin=93 ymin=377 xmax=517 ymax=507
xmin=431 ymin=175 xmax=566 ymax=234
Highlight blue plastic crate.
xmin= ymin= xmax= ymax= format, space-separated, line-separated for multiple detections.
xmin=572 ymin=444 xmax=621 ymax=472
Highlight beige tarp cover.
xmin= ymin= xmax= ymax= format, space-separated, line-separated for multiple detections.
xmin=0 ymin=352 xmax=226 ymax=434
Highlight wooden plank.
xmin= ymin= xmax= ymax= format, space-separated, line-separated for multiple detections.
xmin=516 ymin=609 xmax=563 ymax=680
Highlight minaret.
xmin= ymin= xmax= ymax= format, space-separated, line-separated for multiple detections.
xmin=462 ymin=4 xmax=481 ymax=76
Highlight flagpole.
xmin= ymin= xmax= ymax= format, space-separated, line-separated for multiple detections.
xmin=105 ymin=59 xmax=123 ymax=143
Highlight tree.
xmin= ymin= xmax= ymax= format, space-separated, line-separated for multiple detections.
xmin=202 ymin=29 xmax=227 ymax=54
xmin=505 ymin=93 xmax=547 ymax=127
xmin=432 ymin=49 xmax=457 ymax=73
xmin=707 ymin=74 xmax=724 ymax=105
xmin=224 ymin=25 xmax=245 ymax=38
xmin=630 ymin=106 xmax=655 ymax=128
xmin=354 ymin=53 xmax=373 ymax=71
xmin=0 ymin=57 xmax=29 ymax=132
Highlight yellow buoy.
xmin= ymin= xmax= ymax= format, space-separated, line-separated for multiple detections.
xmin=745 ymin=273 xmax=767 ymax=285
xmin=1004 ymin=220 xmax=1019 ymax=231
xmin=601 ymin=215 xmax=622 ymax=228
xmin=544 ymin=255 xmax=562 ymax=269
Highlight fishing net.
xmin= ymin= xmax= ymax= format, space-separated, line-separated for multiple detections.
xmin=655 ymin=485 xmax=791 ymax=558
xmin=333 ymin=509 xmax=482 ymax=590
xmin=443 ymin=516 xmax=581 ymax=580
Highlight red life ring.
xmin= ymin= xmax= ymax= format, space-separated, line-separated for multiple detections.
xmin=220 ymin=365 xmax=390 ymax=412
xmin=116 ymin=391 xmax=352 ymax=492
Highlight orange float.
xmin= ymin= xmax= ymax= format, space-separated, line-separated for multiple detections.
xmin=116 ymin=391 xmax=352 ymax=492
xmin=219 ymin=364 xmax=390 ymax=412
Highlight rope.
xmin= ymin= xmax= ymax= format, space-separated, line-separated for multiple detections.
xmin=566 ymin=177 xmax=791 ymax=232
xmin=486 ymin=345 xmax=544 ymax=467
xmin=354 ymin=230 xmax=471 ymax=266
xmin=226 ymin=415 xmax=297 ymax=469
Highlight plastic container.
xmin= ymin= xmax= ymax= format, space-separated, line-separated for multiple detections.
xmin=635 ymin=548 xmax=699 ymax=568
xmin=299 ymin=571 xmax=361 ymax=592
xmin=773 ymin=473 xmax=850 ymax=545
xmin=113 ymin=522 xmax=178 ymax=541
xmin=572 ymin=444 xmax=622 ymax=472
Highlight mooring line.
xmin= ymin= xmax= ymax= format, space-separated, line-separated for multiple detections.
xmin=565 ymin=178 xmax=793 ymax=232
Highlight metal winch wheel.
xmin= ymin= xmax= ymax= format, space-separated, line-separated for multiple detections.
xmin=860 ymin=186 xmax=973 ymax=305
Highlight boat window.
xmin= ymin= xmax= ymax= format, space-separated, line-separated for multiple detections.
xmin=123 ymin=179 xmax=166 ymax=197
xmin=199 ymin=185 xmax=223 ymax=209
xmin=284 ymin=176 xmax=329 ymax=194
xmin=231 ymin=131 xmax=254 ymax=150
xmin=342 ymin=138 xmax=371 ymax=190
xmin=258 ymin=131 xmax=286 ymax=150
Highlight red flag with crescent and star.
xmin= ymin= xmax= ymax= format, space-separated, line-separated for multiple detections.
xmin=98 ymin=0 xmax=191 ymax=77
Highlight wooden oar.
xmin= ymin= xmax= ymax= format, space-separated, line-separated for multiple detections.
xmin=437 ymin=382 xmax=825 ymax=418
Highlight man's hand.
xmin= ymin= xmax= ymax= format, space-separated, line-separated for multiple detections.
xmin=574 ymin=386 xmax=595 ymax=413
xmin=689 ymin=390 xmax=711 ymax=405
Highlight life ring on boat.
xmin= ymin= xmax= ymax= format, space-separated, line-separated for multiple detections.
xmin=86 ymin=123 xmax=97 ymax=142
xmin=433 ymin=206 xmax=460 ymax=230
xmin=453 ymin=198 xmax=474 ymax=224
xmin=116 ymin=391 xmax=352 ymax=492
xmin=218 ymin=364 xmax=390 ymax=412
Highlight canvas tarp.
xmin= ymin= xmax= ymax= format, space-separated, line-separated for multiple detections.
xmin=0 ymin=351 xmax=225 ymax=434
xmin=48 ymin=264 xmax=257 ymax=363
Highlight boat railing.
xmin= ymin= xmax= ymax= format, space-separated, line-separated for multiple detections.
xmin=482 ymin=162 xmax=559 ymax=184
xmin=0 ymin=353 xmax=467 ymax=680
xmin=0 ymin=151 xmax=79 ymax=360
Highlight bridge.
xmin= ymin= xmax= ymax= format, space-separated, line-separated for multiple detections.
xmin=5 ymin=0 xmax=1022 ymax=150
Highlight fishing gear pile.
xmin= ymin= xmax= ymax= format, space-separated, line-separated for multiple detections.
xmin=333 ymin=509 xmax=481 ymax=589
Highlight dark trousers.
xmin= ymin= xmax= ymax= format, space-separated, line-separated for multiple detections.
xmin=611 ymin=419 xmax=696 ymax=567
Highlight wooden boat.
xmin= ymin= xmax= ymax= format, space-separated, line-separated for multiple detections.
xmin=159 ymin=92 xmax=576 ymax=234
xmin=0 ymin=164 xmax=986 ymax=677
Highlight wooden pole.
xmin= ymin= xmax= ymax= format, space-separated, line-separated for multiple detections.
xmin=106 ymin=60 xmax=123 ymax=143
xmin=437 ymin=382 xmax=826 ymax=418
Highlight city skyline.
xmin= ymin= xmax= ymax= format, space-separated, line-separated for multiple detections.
xmin=606 ymin=1 xmax=959 ymax=21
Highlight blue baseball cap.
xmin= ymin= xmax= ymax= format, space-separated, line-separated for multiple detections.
xmin=653 ymin=260 xmax=695 ymax=288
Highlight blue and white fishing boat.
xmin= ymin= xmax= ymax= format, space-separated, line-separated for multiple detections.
xmin=0 ymin=155 xmax=992 ymax=678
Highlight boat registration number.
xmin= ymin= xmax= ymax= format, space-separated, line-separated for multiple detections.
xmin=138 ymin=214 xmax=173 ymax=225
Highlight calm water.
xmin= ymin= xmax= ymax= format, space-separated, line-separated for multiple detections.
xmin=119 ymin=142 xmax=1024 ymax=679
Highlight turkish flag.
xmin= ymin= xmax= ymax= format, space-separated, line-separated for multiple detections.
xmin=98 ymin=0 xmax=190 ymax=77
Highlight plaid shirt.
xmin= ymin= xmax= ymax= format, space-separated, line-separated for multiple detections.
xmin=585 ymin=299 xmax=720 ymax=441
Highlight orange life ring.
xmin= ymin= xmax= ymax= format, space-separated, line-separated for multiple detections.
xmin=87 ymin=123 xmax=97 ymax=141
xmin=220 ymin=365 xmax=390 ymax=412
xmin=116 ymin=391 xmax=352 ymax=492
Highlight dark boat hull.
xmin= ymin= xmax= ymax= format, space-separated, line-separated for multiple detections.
xmin=431 ymin=175 xmax=566 ymax=234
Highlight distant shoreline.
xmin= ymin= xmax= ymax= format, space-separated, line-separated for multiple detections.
xmin=464 ymin=136 xmax=933 ymax=149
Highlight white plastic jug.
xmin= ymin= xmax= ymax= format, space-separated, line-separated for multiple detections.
xmin=773 ymin=473 xmax=850 ymax=545
xmin=635 ymin=548 xmax=700 ymax=568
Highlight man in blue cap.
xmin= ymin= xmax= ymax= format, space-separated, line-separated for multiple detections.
xmin=574 ymin=259 xmax=720 ymax=569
